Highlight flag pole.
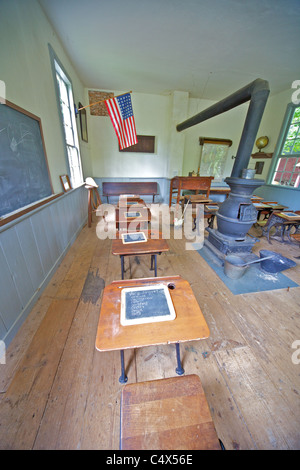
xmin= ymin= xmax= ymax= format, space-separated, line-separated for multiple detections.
xmin=77 ymin=91 xmax=133 ymax=112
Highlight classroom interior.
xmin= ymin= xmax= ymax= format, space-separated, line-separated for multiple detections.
xmin=0 ymin=0 xmax=300 ymax=450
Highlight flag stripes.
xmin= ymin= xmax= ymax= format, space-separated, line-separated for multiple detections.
xmin=105 ymin=93 xmax=138 ymax=150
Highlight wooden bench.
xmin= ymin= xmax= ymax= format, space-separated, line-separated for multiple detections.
xmin=102 ymin=181 xmax=158 ymax=203
xmin=120 ymin=374 xmax=222 ymax=450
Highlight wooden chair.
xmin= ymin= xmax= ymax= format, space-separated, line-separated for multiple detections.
xmin=86 ymin=185 xmax=102 ymax=227
xmin=120 ymin=374 xmax=223 ymax=450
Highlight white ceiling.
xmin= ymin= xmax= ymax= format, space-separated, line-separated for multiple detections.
xmin=39 ymin=0 xmax=300 ymax=100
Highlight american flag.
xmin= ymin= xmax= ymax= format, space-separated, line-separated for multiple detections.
xmin=105 ymin=93 xmax=138 ymax=150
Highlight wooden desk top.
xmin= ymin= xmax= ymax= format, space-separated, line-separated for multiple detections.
xmin=183 ymin=194 xmax=212 ymax=203
xmin=120 ymin=374 xmax=220 ymax=450
xmin=170 ymin=176 xmax=214 ymax=190
xmin=95 ymin=275 xmax=210 ymax=352
xmin=118 ymin=197 xmax=146 ymax=207
xmin=209 ymin=187 xmax=231 ymax=194
xmin=112 ymin=230 xmax=169 ymax=256
xmin=267 ymin=204 xmax=288 ymax=210
xmin=253 ymin=203 xmax=272 ymax=209
xmin=118 ymin=206 xmax=149 ymax=218
xmin=276 ymin=212 xmax=300 ymax=221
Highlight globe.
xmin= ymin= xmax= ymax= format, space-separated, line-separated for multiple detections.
xmin=256 ymin=136 xmax=269 ymax=151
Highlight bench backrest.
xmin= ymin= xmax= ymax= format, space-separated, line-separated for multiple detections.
xmin=102 ymin=182 xmax=158 ymax=197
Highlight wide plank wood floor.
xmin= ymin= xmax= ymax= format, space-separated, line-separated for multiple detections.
xmin=0 ymin=218 xmax=300 ymax=450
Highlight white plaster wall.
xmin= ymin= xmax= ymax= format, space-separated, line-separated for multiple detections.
xmin=182 ymin=98 xmax=249 ymax=178
xmin=87 ymin=91 xmax=172 ymax=178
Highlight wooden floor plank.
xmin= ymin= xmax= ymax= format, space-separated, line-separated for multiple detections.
xmin=0 ymin=298 xmax=78 ymax=450
xmin=0 ymin=219 xmax=299 ymax=450
xmin=214 ymin=346 xmax=299 ymax=449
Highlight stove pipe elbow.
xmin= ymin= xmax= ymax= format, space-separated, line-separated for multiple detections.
xmin=176 ymin=78 xmax=270 ymax=178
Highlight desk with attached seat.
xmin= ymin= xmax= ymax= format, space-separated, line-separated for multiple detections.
xmin=95 ymin=275 xmax=210 ymax=384
xmin=112 ymin=230 xmax=169 ymax=279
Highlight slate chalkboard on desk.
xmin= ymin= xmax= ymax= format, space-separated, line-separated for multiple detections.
xmin=0 ymin=100 xmax=53 ymax=218
xmin=120 ymin=284 xmax=176 ymax=326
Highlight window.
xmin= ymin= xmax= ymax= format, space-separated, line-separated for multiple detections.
xmin=198 ymin=138 xmax=232 ymax=181
xmin=51 ymin=51 xmax=83 ymax=188
xmin=269 ymin=105 xmax=300 ymax=189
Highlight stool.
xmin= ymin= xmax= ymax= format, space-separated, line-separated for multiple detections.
xmin=120 ymin=374 xmax=222 ymax=450
xmin=86 ymin=185 xmax=102 ymax=227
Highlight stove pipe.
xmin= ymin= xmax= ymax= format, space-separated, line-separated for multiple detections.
xmin=177 ymin=78 xmax=270 ymax=178
xmin=176 ymin=79 xmax=270 ymax=255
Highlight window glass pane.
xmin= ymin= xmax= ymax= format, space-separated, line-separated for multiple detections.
xmin=292 ymin=107 xmax=300 ymax=123
xmin=67 ymin=146 xmax=82 ymax=185
xmin=273 ymin=172 xmax=282 ymax=184
xmin=272 ymin=156 xmax=300 ymax=187
xmin=277 ymin=158 xmax=286 ymax=171
xmin=286 ymin=157 xmax=297 ymax=170
xmin=57 ymin=74 xmax=69 ymax=106
xmin=293 ymin=139 xmax=300 ymax=153
xmin=287 ymin=124 xmax=299 ymax=140
xmin=54 ymin=61 xmax=83 ymax=188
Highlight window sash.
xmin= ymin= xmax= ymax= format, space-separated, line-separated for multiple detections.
xmin=54 ymin=61 xmax=83 ymax=188
xmin=268 ymin=104 xmax=300 ymax=189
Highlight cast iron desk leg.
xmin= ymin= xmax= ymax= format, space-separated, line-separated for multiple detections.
xmin=119 ymin=349 xmax=128 ymax=384
xmin=150 ymin=254 xmax=158 ymax=277
xmin=175 ymin=342 xmax=184 ymax=375
xmin=120 ymin=255 xmax=124 ymax=280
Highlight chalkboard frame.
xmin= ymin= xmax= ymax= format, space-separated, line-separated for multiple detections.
xmin=0 ymin=100 xmax=58 ymax=226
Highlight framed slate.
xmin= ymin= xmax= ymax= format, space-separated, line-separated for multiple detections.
xmin=120 ymin=284 xmax=176 ymax=326
xmin=121 ymin=231 xmax=147 ymax=244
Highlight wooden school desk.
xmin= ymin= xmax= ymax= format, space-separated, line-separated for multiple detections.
xmin=95 ymin=275 xmax=210 ymax=383
xmin=111 ymin=230 xmax=169 ymax=279
xmin=116 ymin=206 xmax=150 ymax=231
xmin=169 ymin=176 xmax=214 ymax=206
xmin=267 ymin=211 xmax=300 ymax=243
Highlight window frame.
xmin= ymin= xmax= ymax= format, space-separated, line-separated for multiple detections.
xmin=267 ymin=103 xmax=300 ymax=190
xmin=48 ymin=44 xmax=83 ymax=189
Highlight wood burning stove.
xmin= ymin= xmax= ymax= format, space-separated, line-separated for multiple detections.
xmin=177 ymin=79 xmax=270 ymax=258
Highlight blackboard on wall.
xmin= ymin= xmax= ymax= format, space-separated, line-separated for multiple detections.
xmin=0 ymin=100 xmax=53 ymax=218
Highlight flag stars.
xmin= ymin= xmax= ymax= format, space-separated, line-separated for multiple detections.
xmin=117 ymin=94 xmax=133 ymax=120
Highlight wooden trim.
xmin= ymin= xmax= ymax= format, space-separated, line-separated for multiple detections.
xmin=60 ymin=175 xmax=72 ymax=192
xmin=199 ymin=137 xmax=232 ymax=147
xmin=119 ymin=135 xmax=155 ymax=153
xmin=4 ymin=99 xmax=54 ymax=193
xmin=251 ymin=152 xmax=273 ymax=159
xmin=0 ymin=193 xmax=63 ymax=227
